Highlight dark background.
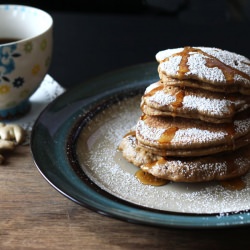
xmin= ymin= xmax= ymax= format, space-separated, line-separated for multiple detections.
xmin=1 ymin=0 xmax=250 ymax=88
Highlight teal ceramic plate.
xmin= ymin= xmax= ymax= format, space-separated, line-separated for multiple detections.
xmin=31 ymin=62 xmax=250 ymax=228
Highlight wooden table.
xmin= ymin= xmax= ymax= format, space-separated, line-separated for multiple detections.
xmin=0 ymin=144 xmax=249 ymax=249
xmin=1 ymin=6 xmax=250 ymax=249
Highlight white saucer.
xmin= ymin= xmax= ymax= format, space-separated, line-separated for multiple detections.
xmin=9 ymin=75 xmax=65 ymax=143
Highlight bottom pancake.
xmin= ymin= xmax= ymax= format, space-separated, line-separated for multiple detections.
xmin=119 ymin=131 xmax=250 ymax=182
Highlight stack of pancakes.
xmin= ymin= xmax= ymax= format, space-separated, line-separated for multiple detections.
xmin=119 ymin=46 xmax=250 ymax=182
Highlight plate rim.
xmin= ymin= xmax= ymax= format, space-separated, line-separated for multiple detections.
xmin=31 ymin=62 xmax=250 ymax=229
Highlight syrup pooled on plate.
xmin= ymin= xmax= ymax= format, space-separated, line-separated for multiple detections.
xmin=135 ymin=169 xmax=169 ymax=186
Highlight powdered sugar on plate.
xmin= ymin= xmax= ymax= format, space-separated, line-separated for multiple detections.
xmin=7 ymin=75 xmax=65 ymax=144
xmin=76 ymin=94 xmax=250 ymax=214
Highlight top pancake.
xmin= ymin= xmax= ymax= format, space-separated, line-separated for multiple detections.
xmin=156 ymin=47 xmax=250 ymax=94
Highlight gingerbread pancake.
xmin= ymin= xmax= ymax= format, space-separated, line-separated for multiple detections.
xmin=118 ymin=46 xmax=250 ymax=183
xmin=141 ymin=81 xmax=250 ymax=123
xmin=136 ymin=113 xmax=250 ymax=157
xmin=156 ymin=47 xmax=250 ymax=94
xmin=119 ymin=131 xmax=250 ymax=182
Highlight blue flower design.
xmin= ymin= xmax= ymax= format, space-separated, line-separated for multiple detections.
xmin=0 ymin=44 xmax=20 ymax=75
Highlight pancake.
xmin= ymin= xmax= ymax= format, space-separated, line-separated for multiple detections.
xmin=159 ymin=75 xmax=250 ymax=94
xmin=119 ymin=131 xmax=250 ymax=182
xmin=136 ymin=112 xmax=250 ymax=157
xmin=118 ymin=46 xmax=250 ymax=183
xmin=141 ymin=81 xmax=250 ymax=123
xmin=156 ymin=47 xmax=250 ymax=94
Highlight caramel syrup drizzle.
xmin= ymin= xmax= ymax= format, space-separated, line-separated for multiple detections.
xmin=144 ymin=157 xmax=168 ymax=168
xmin=158 ymin=127 xmax=179 ymax=144
xmin=162 ymin=46 xmax=250 ymax=84
xmin=170 ymin=90 xmax=185 ymax=111
xmin=136 ymin=169 xmax=246 ymax=189
xmin=141 ymin=113 xmax=179 ymax=145
xmin=135 ymin=169 xmax=169 ymax=186
xmin=225 ymin=123 xmax=236 ymax=150
xmin=141 ymin=114 xmax=178 ymax=144
xmin=144 ymin=82 xmax=185 ymax=112
xmin=123 ymin=130 xmax=136 ymax=138
xmin=144 ymin=84 xmax=164 ymax=97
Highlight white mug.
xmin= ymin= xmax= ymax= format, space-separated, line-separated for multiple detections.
xmin=0 ymin=4 xmax=53 ymax=119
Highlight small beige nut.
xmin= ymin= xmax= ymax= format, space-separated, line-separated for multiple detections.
xmin=0 ymin=123 xmax=25 ymax=145
xmin=0 ymin=123 xmax=26 ymax=165
xmin=0 ymin=139 xmax=15 ymax=151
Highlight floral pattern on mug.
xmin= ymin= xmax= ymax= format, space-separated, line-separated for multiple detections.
xmin=12 ymin=77 xmax=24 ymax=88
xmin=0 ymin=85 xmax=10 ymax=94
xmin=0 ymin=4 xmax=52 ymax=118
xmin=40 ymin=39 xmax=47 ymax=51
xmin=0 ymin=44 xmax=20 ymax=79
xmin=24 ymin=41 xmax=33 ymax=53
xmin=32 ymin=64 xmax=41 ymax=75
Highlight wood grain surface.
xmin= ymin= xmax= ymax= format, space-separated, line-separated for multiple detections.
xmin=0 ymin=145 xmax=249 ymax=250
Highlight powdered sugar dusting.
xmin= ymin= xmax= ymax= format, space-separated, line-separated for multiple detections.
xmin=148 ymin=91 xmax=175 ymax=106
xmin=183 ymin=95 xmax=231 ymax=116
xmin=146 ymin=87 xmax=234 ymax=116
xmin=234 ymin=118 xmax=250 ymax=134
xmin=136 ymin=118 xmax=227 ymax=146
xmin=76 ymin=95 xmax=250 ymax=214
xmin=146 ymin=153 xmax=250 ymax=181
xmin=136 ymin=119 xmax=165 ymax=141
xmin=160 ymin=55 xmax=182 ymax=75
xmin=235 ymin=74 xmax=247 ymax=83
xmin=150 ymin=158 xmax=229 ymax=179
xmin=172 ymin=128 xmax=226 ymax=145
xmin=201 ymin=47 xmax=250 ymax=76
xmin=187 ymin=53 xmax=226 ymax=82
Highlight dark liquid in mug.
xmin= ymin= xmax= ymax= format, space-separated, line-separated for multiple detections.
xmin=0 ymin=38 xmax=20 ymax=44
